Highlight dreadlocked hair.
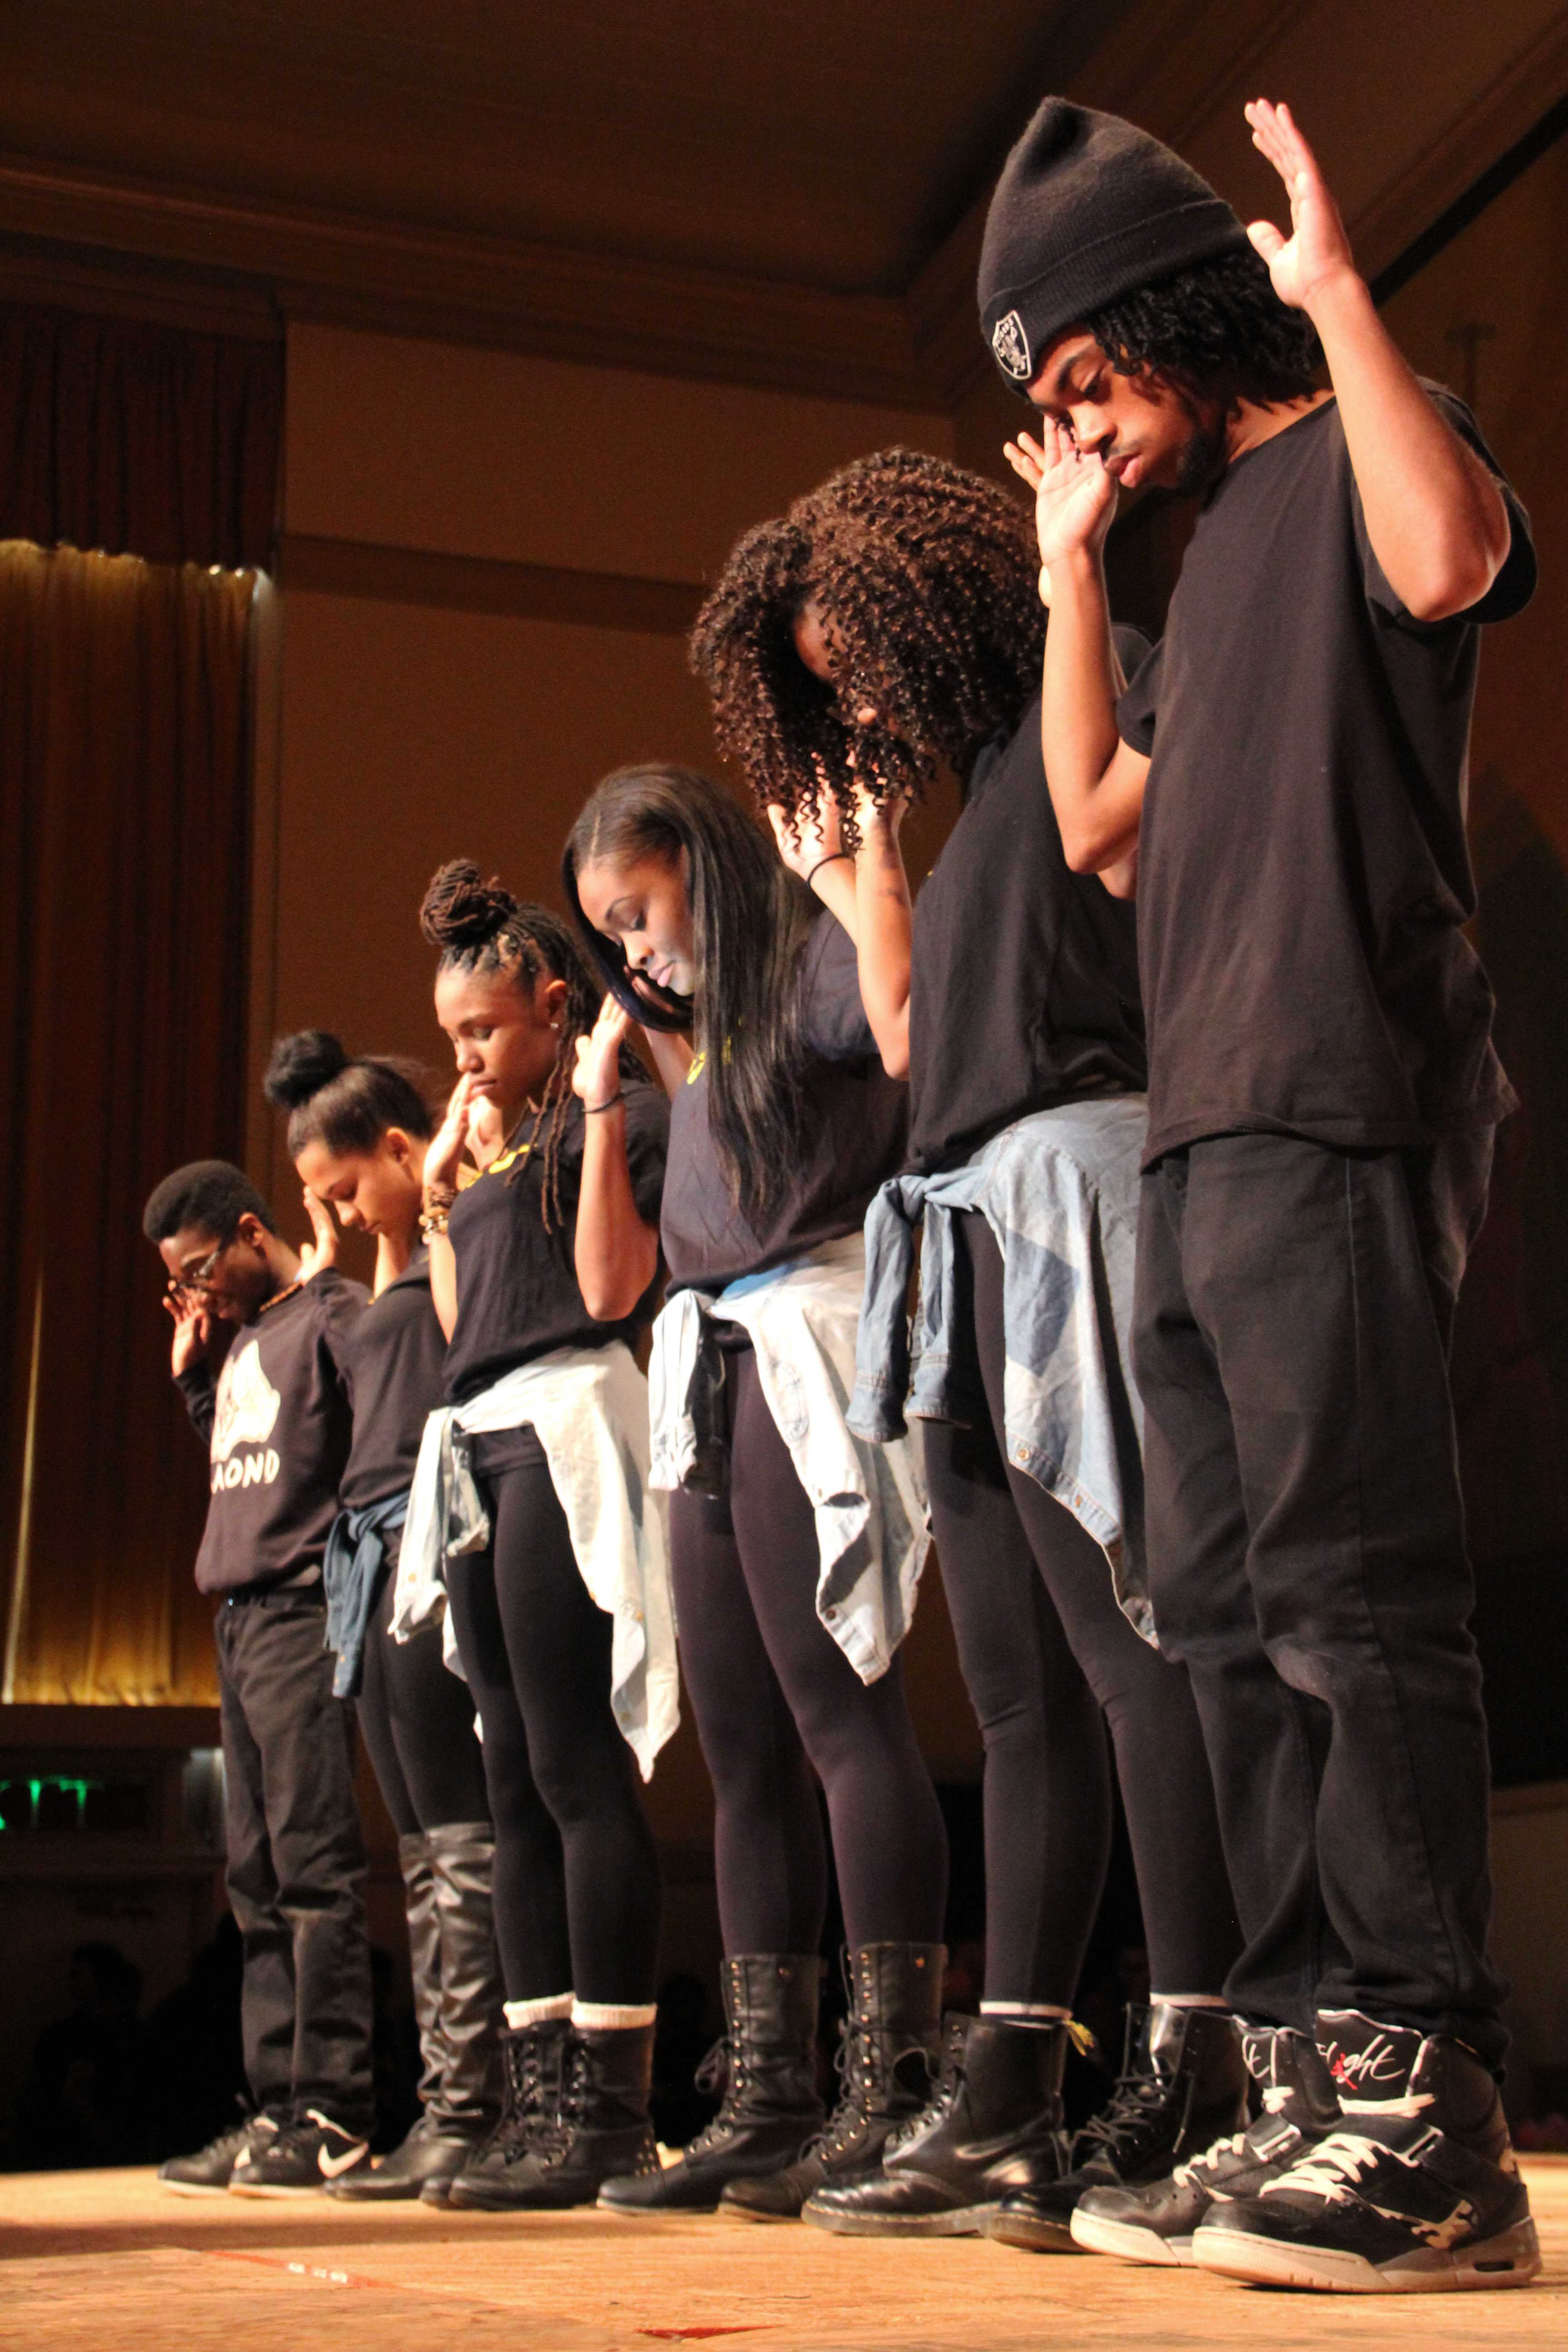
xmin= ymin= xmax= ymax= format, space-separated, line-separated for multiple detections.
xmin=418 ymin=859 xmax=602 ymax=1231
xmin=263 ymin=1031 xmax=435 ymax=1161
xmin=1084 ymin=245 xmax=1321 ymax=410
xmin=690 ymin=447 xmax=1044 ymax=836
xmin=565 ymin=765 xmax=815 ymax=1236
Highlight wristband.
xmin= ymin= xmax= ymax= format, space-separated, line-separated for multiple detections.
xmin=584 ymin=1090 xmax=626 ymax=1114
xmin=805 ymin=852 xmax=852 ymax=886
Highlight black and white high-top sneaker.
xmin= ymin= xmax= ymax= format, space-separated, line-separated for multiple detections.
xmin=157 ymin=2112 xmax=279 ymax=2195
xmin=1070 ymin=2026 xmax=1339 ymax=2264
xmin=1193 ymin=2012 xmax=1540 ymax=2293
xmin=227 ymin=2108 xmax=371 ymax=2196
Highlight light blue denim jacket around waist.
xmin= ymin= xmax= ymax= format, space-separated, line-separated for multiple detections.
xmin=848 ymin=1096 xmax=1154 ymax=1642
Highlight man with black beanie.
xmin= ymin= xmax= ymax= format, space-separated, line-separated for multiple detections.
xmin=975 ymin=95 xmax=1538 ymax=2295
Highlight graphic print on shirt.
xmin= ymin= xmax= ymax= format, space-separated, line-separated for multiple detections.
xmin=211 ymin=1339 xmax=282 ymax=1491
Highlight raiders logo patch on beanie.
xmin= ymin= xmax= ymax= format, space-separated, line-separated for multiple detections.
xmin=977 ymin=98 xmax=1249 ymax=394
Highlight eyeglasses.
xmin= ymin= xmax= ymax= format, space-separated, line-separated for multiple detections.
xmin=167 ymin=1242 xmax=228 ymax=1303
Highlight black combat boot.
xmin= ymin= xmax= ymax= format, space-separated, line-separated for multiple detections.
xmin=989 ymin=2002 xmax=1248 ymax=2252
xmin=337 ymin=1823 xmax=504 ymax=2202
xmin=469 ymin=2019 xmax=660 ymax=2211
xmin=1194 ymin=2012 xmax=1541 ymax=2293
xmin=599 ymin=1955 xmax=824 ymax=2212
xmin=805 ymin=2012 xmax=1072 ymax=2235
xmin=443 ymin=2013 xmax=570 ymax=2210
xmin=721 ymin=1943 xmax=945 ymax=2221
xmin=1069 ymin=2024 xmax=1340 ymax=2264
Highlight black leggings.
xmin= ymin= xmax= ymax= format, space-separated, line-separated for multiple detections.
xmin=357 ymin=1540 xmax=492 ymax=1838
xmin=443 ymin=1430 xmax=662 ymax=2006
xmin=923 ymin=1213 xmax=1237 ymax=2006
xmin=670 ymin=1343 xmax=948 ymax=1957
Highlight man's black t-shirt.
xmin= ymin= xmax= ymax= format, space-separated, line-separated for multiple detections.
xmin=908 ymin=627 xmax=1152 ymax=1173
xmin=662 ymin=911 xmax=907 ymax=1292
xmin=443 ymin=1082 xmax=668 ymax=1403
xmin=176 ymin=1268 xmax=366 ymax=1593
xmin=1117 ymin=388 xmax=1534 ymax=1168
xmin=339 ymin=1249 xmax=446 ymax=1509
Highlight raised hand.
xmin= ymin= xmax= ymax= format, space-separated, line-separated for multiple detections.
xmin=162 ymin=1287 xmax=211 ymax=1376
xmin=426 ymin=1073 xmax=478 ymax=1197
xmin=573 ymin=996 xmax=632 ymax=1109
xmin=1244 ymin=98 xmax=1357 ymax=314
xmin=298 ymin=1186 xmax=340 ymax=1282
xmin=767 ymin=766 xmax=846 ymax=882
xmin=1005 ymin=417 xmax=1117 ymax=571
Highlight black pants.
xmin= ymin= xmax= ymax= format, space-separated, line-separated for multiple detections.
xmin=1135 ymin=1130 xmax=1505 ymax=2062
xmin=670 ymin=1343 xmax=948 ymax=1957
xmin=214 ymin=1588 xmax=376 ymax=2131
xmin=924 ymin=1213 xmax=1238 ymax=2007
xmin=444 ymin=1430 xmax=662 ymax=2007
xmin=357 ymin=1539 xmax=491 ymax=1837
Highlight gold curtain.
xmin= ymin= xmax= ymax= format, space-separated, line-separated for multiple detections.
xmin=0 ymin=541 xmax=254 ymax=1703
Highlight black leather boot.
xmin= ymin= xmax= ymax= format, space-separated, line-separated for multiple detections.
xmin=989 ymin=2002 xmax=1247 ymax=2252
xmin=599 ymin=1954 xmax=824 ymax=2212
xmin=444 ymin=2015 xmax=571 ymax=2210
xmin=721 ymin=1942 xmax=945 ymax=2222
xmin=804 ymin=2012 xmax=1072 ymax=2235
xmin=470 ymin=2020 xmax=660 ymax=2210
xmin=338 ymin=1823 xmax=504 ymax=2203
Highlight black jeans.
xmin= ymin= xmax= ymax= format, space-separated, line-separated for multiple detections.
xmin=214 ymin=1588 xmax=376 ymax=2131
xmin=925 ymin=1213 xmax=1238 ymax=2006
xmin=1134 ymin=1130 xmax=1505 ymax=2063
xmin=357 ymin=1536 xmax=491 ymax=1838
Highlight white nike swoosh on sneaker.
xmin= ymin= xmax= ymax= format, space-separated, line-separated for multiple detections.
xmin=317 ymin=2140 xmax=367 ymax=2180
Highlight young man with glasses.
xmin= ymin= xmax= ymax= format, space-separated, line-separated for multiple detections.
xmin=144 ymin=1159 xmax=377 ymax=2194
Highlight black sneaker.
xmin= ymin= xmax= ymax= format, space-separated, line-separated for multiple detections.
xmin=1194 ymin=2012 xmax=1541 ymax=2293
xmin=157 ymin=2114 xmax=279 ymax=2195
xmin=1070 ymin=2026 xmax=1339 ymax=2264
xmin=228 ymin=2108 xmax=371 ymax=2196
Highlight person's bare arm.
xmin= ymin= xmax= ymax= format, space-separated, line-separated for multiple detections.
xmin=1245 ymin=99 xmax=1510 ymax=621
xmin=1005 ymin=423 xmax=1151 ymax=874
xmin=767 ymin=785 xmax=858 ymax=938
xmin=572 ymin=1000 xmax=661 ymax=1320
xmin=849 ymin=790 xmax=912 ymax=1078
xmin=422 ymin=1076 xmax=474 ymax=1340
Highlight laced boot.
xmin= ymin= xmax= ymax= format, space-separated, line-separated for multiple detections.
xmin=599 ymin=1955 xmax=824 ymax=2211
xmin=806 ymin=2012 xmax=1072 ymax=2235
xmin=1194 ymin=2010 xmax=1541 ymax=2293
xmin=478 ymin=2019 xmax=660 ymax=2210
xmin=721 ymin=1942 xmax=945 ymax=2222
xmin=443 ymin=2015 xmax=570 ymax=2210
xmin=1070 ymin=2024 xmax=1340 ymax=2264
xmin=989 ymin=2002 xmax=1247 ymax=2252
xmin=337 ymin=1823 xmax=504 ymax=2202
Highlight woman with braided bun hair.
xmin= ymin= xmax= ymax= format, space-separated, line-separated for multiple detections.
xmin=395 ymin=859 xmax=676 ymax=2214
xmin=263 ymin=1028 xmax=505 ymax=2203
xmin=691 ymin=448 xmax=1246 ymax=2248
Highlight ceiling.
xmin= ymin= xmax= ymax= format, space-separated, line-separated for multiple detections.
xmin=0 ymin=0 xmax=1133 ymax=296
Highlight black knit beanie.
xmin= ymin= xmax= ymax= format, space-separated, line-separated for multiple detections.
xmin=978 ymin=98 xmax=1250 ymax=393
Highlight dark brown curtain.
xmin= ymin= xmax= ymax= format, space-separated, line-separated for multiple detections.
xmin=0 ymin=305 xmax=282 ymax=569
xmin=0 ymin=541 xmax=253 ymax=1701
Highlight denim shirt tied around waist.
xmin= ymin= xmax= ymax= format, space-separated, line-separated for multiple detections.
xmin=322 ymin=1487 xmax=409 ymax=1699
xmin=849 ymin=1096 xmax=1154 ymax=1644
xmin=649 ymin=1232 xmax=930 ymax=1688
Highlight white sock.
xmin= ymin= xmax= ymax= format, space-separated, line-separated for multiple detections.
xmin=980 ymin=2000 xmax=1071 ymax=2021
xmin=572 ymin=1999 xmax=657 ymax=2032
xmin=1151 ymin=1993 xmax=1231 ymax=2010
xmin=504 ymin=1992 xmax=573 ymax=2030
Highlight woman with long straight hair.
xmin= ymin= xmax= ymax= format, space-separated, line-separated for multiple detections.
xmin=398 ymin=861 xmax=676 ymax=2212
xmin=263 ymin=1031 xmax=504 ymax=2203
xmin=567 ymin=765 xmax=948 ymax=2221
xmin=687 ymin=448 xmax=1245 ymax=2249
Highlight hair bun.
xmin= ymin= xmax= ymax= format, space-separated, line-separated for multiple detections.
xmin=264 ymin=1029 xmax=349 ymax=1110
xmin=420 ymin=858 xmax=518 ymax=951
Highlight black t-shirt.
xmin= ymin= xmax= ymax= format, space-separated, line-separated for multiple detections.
xmin=1117 ymin=388 xmax=1534 ymax=1168
xmin=662 ymin=910 xmax=908 ymax=1292
xmin=443 ymin=1082 xmax=669 ymax=1402
xmin=907 ymin=627 xmax=1152 ymax=1173
xmin=176 ymin=1268 xmax=366 ymax=1594
xmin=338 ymin=1249 xmax=447 ymax=1510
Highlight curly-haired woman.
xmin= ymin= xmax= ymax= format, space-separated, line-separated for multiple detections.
xmin=691 ymin=447 xmax=1245 ymax=2246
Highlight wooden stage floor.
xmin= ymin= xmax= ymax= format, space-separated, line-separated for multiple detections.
xmin=2 ymin=2158 xmax=1564 ymax=2352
